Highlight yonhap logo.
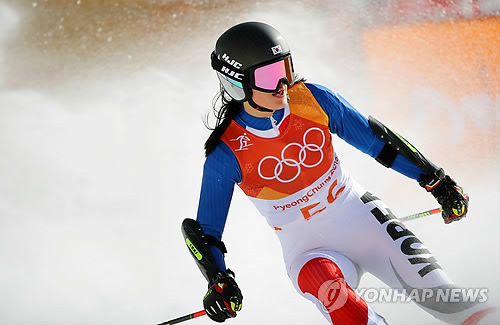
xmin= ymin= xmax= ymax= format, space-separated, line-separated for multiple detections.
xmin=258 ymin=127 xmax=325 ymax=183
xmin=318 ymin=279 xmax=349 ymax=313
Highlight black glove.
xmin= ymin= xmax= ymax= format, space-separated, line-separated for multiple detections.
xmin=419 ymin=171 xmax=469 ymax=224
xmin=203 ymin=269 xmax=242 ymax=323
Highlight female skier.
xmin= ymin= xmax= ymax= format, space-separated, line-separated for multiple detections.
xmin=181 ymin=22 xmax=495 ymax=324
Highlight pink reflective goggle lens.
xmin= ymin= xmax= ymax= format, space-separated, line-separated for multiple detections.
xmin=253 ymin=57 xmax=293 ymax=91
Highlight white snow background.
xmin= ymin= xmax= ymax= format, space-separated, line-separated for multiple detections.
xmin=0 ymin=1 xmax=499 ymax=324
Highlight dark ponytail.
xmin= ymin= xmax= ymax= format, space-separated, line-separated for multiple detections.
xmin=204 ymin=84 xmax=242 ymax=157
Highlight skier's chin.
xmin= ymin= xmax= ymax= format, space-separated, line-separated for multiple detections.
xmin=253 ymin=97 xmax=287 ymax=111
xmin=252 ymin=88 xmax=288 ymax=111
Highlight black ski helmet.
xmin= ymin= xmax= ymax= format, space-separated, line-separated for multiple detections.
xmin=211 ymin=22 xmax=295 ymax=103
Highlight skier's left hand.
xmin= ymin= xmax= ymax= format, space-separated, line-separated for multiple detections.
xmin=203 ymin=269 xmax=242 ymax=322
xmin=420 ymin=173 xmax=469 ymax=224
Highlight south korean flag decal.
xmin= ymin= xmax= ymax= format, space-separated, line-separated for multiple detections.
xmin=271 ymin=45 xmax=282 ymax=55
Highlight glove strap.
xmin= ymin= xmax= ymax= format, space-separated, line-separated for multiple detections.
xmin=419 ymin=168 xmax=446 ymax=192
xmin=211 ymin=268 xmax=236 ymax=287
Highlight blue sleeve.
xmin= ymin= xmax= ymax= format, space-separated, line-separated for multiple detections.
xmin=196 ymin=141 xmax=242 ymax=271
xmin=305 ymin=83 xmax=425 ymax=180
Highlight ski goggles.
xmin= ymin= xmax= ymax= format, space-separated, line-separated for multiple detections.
xmin=247 ymin=56 xmax=295 ymax=92
xmin=211 ymin=51 xmax=295 ymax=93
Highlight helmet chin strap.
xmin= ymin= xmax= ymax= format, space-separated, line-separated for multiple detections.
xmin=248 ymin=97 xmax=274 ymax=113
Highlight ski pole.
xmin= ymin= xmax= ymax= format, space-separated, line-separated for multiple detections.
xmin=399 ymin=207 xmax=442 ymax=222
xmin=157 ymin=310 xmax=206 ymax=325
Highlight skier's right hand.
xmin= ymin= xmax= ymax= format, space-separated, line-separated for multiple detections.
xmin=419 ymin=172 xmax=469 ymax=224
xmin=203 ymin=269 xmax=243 ymax=322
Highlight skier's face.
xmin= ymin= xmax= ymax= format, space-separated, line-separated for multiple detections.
xmin=251 ymin=82 xmax=288 ymax=111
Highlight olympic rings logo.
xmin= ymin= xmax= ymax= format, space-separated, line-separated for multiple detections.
xmin=258 ymin=127 xmax=325 ymax=183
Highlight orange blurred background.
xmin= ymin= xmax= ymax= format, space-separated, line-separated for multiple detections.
xmin=363 ymin=15 xmax=499 ymax=166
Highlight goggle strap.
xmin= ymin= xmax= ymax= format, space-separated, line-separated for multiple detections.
xmin=211 ymin=51 xmax=246 ymax=82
